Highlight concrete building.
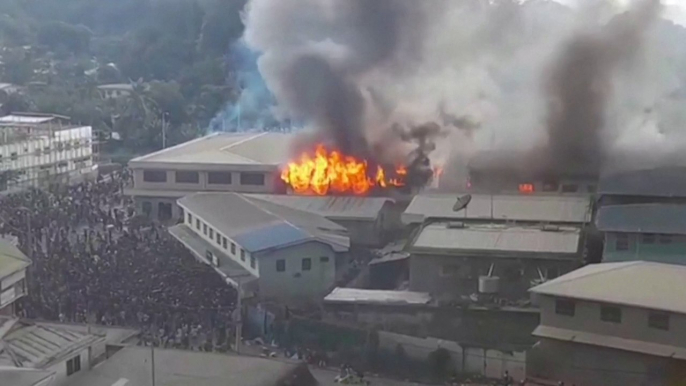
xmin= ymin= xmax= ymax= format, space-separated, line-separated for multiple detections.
xmin=596 ymin=204 xmax=686 ymax=265
xmin=67 ymin=346 xmax=318 ymax=386
xmin=402 ymin=194 xmax=593 ymax=227
xmin=246 ymin=194 xmax=400 ymax=246
xmin=0 ymin=240 xmax=31 ymax=316
xmin=169 ymin=192 xmax=350 ymax=303
xmin=408 ymin=222 xmax=583 ymax=302
xmin=0 ymin=317 xmax=105 ymax=386
xmin=96 ymin=84 xmax=134 ymax=99
xmin=126 ymin=132 xmax=295 ymax=221
xmin=528 ymin=261 xmax=686 ymax=386
xmin=0 ymin=113 xmax=94 ymax=192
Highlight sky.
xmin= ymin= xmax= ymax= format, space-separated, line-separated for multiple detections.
xmin=555 ymin=0 xmax=686 ymax=25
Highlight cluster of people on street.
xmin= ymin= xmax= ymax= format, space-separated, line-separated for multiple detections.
xmin=1 ymin=170 xmax=238 ymax=351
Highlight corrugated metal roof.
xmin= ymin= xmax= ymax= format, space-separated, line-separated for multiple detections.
xmin=599 ymin=167 xmax=686 ymax=197
xmin=411 ymin=223 xmax=580 ymax=256
xmin=596 ymin=204 xmax=686 ymax=234
xmin=0 ymin=115 xmax=54 ymax=124
xmin=530 ymin=261 xmax=686 ymax=314
xmin=178 ymin=193 xmax=349 ymax=253
xmin=130 ymin=132 xmax=296 ymax=165
xmin=0 ymin=318 xmax=103 ymax=368
xmin=0 ymin=240 xmax=30 ymax=280
xmin=324 ymin=288 xmax=432 ymax=305
xmin=533 ymin=325 xmax=686 ymax=360
xmin=402 ymin=194 xmax=592 ymax=225
xmin=245 ymin=194 xmax=392 ymax=221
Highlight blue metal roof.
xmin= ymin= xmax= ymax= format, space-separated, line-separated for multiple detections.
xmin=233 ymin=222 xmax=312 ymax=253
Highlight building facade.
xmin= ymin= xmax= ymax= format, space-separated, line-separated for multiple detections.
xmin=125 ymin=132 xmax=294 ymax=221
xmin=169 ymin=192 xmax=350 ymax=303
xmin=408 ymin=222 xmax=583 ymax=302
xmin=529 ymin=262 xmax=686 ymax=386
xmin=0 ymin=114 xmax=94 ymax=193
xmin=0 ymin=240 xmax=31 ymax=316
xmin=597 ymin=204 xmax=686 ymax=265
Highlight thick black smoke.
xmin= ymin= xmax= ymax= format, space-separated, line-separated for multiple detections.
xmin=544 ymin=0 xmax=662 ymax=175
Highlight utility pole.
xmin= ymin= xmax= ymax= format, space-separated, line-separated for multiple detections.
xmin=151 ymin=345 xmax=156 ymax=386
xmin=161 ymin=113 xmax=168 ymax=149
xmin=235 ymin=284 xmax=242 ymax=354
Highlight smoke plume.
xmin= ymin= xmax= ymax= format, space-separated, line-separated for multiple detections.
xmin=235 ymin=0 xmax=681 ymax=186
xmin=544 ymin=0 xmax=662 ymax=175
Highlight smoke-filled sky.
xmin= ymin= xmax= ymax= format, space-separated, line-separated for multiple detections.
xmin=238 ymin=0 xmax=686 ymax=176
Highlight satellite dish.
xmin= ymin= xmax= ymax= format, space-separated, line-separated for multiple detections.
xmin=453 ymin=194 xmax=472 ymax=212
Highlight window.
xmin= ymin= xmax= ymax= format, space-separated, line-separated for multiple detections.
xmin=66 ymin=355 xmax=81 ymax=376
xmin=143 ymin=170 xmax=167 ymax=183
xmin=320 ymin=256 xmax=330 ymax=263
xmin=142 ymin=201 xmax=152 ymax=217
xmin=208 ymin=171 xmax=232 ymax=184
xmin=648 ymin=312 xmax=670 ymax=331
xmin=518 ymin=183 xmax=534 ymax=194
xmin=203 ymin=223 xmax=208 ymax=235
xmin=240 ymin=172 xmax=265 ymax=186
xmin=555 ymin=299 xmax=575 ymax=316
xmin=615 ymin=234 xmax=629 ymax=251
xmin=542 ymin=180 xmax=559 ymax=192
xmin=241 ymin=249 xmax=246 ymax=261
xmin=231 ymin=243 xmax=236 ymax=255
xmin=175 ymin=171 xmax=199 ymax=184
xmin=10 ymin=152 xmax=17 ymax=161
xmin=209 ymin=228 xmax=214 ymax=239
xmin=250 ymin=256 xmax=256 ymax=268
xmin=276 ymin=259 xmax=286 ymax=272
xmin=58 ymin=161 xmax=68 ymax=168
xmin=660 ymin=234 xmax=672 ymax=244
xmin=601 ymin=305 xmax=622 ymax=323
xmin=222 ymin=237 xmax=227 ymax=249
xmin=216 ymin=232 xmax=221 ymax=245
xmin=187 ymin=213 xmax=193 ymax=224
xmin=302 ymin=258 xmax=312 ymax=271
xmin=642 ymin=233 xmax=656 ymax=244
xmin=561 ymin=184 xmax=579 ymax=193
xmin=196 ymin=219 xmax=200 ymax=230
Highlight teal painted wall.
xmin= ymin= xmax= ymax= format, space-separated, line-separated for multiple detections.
xmin=603 ymin=232 xmax=686 ymax=265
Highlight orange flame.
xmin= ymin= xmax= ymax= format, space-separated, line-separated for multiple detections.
xmin=280 ymin=144 xmax=407 ymax=195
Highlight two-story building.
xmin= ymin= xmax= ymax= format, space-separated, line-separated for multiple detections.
xmin=169 ymin=192 xmax=350 ymax=303
xmin=0 ymin=240 xmax=31 ymax=316
xmin=125 ymin=132 xmax=295 ymax=221
xmin=528 ymin=261 xmax=686 ymax=386
xmin=596 ymin=203 xmax=686 ymax=265
xmin=0 ymin=113 xmax=94 ymax=192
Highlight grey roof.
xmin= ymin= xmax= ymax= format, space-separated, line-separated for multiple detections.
xmin=598 ymin=167 xmax=686 ymax=197
xmin=67 ymin=346 xmax=318 ymax=386
xmin=0 ymin=367 xmax=55 ymax=386
xmin=530 ymin=261 xmax=686 ymax=314
xmin=324 ymin=288 xmax=431 ymax=306
xmin=178 ymin=193 xmax=350 ymax=253
xmin=533 ymin=325 xmax=686 ymax=360
xmin=0 ymin=240 xmax=30 ymax=279
xmin=130 ymin=132 xmax=296 ymax=166
xmin=411 ymin=223 xmax=581 ymax=256
xmin=0 ymin=317 xmax=104 ymax=368
xmin=596 ymin=204 xmax=686 ymax=235
xmin=402 ymin=194 xmax=592 ymax=225
xmin=168 ymin=224 xmax=257 ymax=289
xmin=97 ymin=83 xmax=134 ymax=91
xmin=245 ymin=194 xmax=393 ymax=221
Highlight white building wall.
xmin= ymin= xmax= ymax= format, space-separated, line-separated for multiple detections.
xmin=44 ymin=347 xmax=91 ymax=386
xmin=0 ymin=125 xmax=93 ymax=191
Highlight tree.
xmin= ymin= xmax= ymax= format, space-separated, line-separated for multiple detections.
xmin=1 ymin=49 xmax=34 ymax=85
xmin=0 ymin=92 xmax=32 ymax=115
xmin=0 ymin=170 xmax=20 ymax=191
xmin=36 ymin=22 xmax=92 ymax=55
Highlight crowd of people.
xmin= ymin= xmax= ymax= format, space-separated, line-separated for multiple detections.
xmin=1 ymin=170 xmax=238 ymax=351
